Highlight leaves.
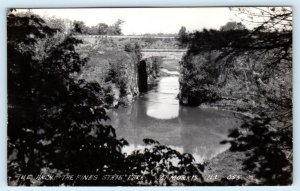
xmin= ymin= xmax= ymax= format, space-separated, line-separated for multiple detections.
xmin=178 ymin=7 xmax=292 ymax=185
xmin=125 ymin=139 xmax=204 ymax=185
xmin=224 ymin=116 xmax=292 ymax=185
xmin=7 ymin=11 xmax=205 ymax=186
xmin=143 ymin=138 xmax=160 ymax=145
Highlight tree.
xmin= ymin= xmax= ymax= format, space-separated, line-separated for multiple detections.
xmin=178 ymin=27 xmax=250 ymax=106
xmin=7 ymin=11 xmax=58 ymax=185
xmin=177 ymin=26 xmax=189 ymax=48
xmin=229 ymin=7 xmax=292 ymax=111
xmin=179 ymin=50 xmax=221 ymax=106
xmin=44 ymin=16 xmax=73 ymax=34
xmin=220 ymin=21 xmax=246 ymax=31
xmin=7 ymin=11 xmax=127 ymax=186
xmin=107 ymin=19 xmax=124 ymax=35
xmin=86 ymin=25 xmax=99 ymax=35
xmin=178 ymin=7 xmax=292 ymax=184
xmin=179 ymin=7 xmax=292 ymax=111
xmin=220 ymin=7 xmax=293 ymax=184
xmin=71 ymin=20 xmax=87 ymax=34
xmin=97 ymin=23 xmax=109 ymax=35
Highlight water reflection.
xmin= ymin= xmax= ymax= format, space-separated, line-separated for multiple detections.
xmin=145 ymin=76 xmax=179 ymax=119
xmin=160 ymin=68 xmax=180 ymax=75
xmin=107 ymin=76 xmax=241 ymax=163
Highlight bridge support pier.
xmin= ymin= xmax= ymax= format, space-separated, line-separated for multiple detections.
xmin=138 ymin=60 xmax=148 ymax=92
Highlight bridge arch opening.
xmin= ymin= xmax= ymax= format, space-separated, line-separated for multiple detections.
xmin=138 ymin=60 xmax=148 ymax=92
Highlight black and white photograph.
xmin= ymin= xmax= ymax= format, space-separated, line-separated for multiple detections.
xmin=7 ymin=7 xmax=293 ymax=186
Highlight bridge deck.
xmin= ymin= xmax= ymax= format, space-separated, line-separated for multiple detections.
xmin=141 ymin=49 xmax=187 ymax=52
xmin=75 ymin=35 xmax=176 ymax=39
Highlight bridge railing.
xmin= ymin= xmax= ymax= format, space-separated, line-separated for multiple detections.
xmin=75 ymin=35 xmax=177 ymax=39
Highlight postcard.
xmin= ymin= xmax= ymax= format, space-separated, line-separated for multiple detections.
xmin=7 ymin=7 xmax=292 ymax=186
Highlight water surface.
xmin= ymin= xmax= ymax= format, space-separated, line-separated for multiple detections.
xmin=108 ymin=74 xmax=240 ymax=162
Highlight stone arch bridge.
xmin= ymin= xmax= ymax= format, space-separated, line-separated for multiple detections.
xmin=75 ymin=35 xmax=187 ymax=60
xmin=76 ymin=35 xmax=187 ymax=92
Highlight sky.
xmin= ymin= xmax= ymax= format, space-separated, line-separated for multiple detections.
xmin=22 ymin=8 xmax=240 ymax=35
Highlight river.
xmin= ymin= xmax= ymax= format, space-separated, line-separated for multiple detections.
xmin=107 ymin=71 xmax=241 ymax=163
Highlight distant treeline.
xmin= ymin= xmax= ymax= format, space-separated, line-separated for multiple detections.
xmin=71 ymin=19 xmax=124 ymax=35
xmin=44 ymin=15 xmax=178 ymax=37
xmin=39 ymin=16 xmax=125 ymax=35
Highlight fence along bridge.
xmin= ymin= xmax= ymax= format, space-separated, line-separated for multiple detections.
xmin=75 ymin=35 xmax=177 ymax=39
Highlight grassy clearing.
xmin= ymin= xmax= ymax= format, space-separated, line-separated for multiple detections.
xmin=203 ymin=150 xmax=251 ymax=183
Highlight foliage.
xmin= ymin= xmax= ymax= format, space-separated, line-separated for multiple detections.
xmin=71 ymin=19 xmax=124 ymax=35
xmin=97 ymin=23 xmax=109 ymax=34
xmin=178 ymin=7 xmax=292 ymax=185
xmin=7 ymin=11 xmax=58 ymax=185
xmin=145 ymin=56 xmax=162 ymax=79
xmin=71 ymin=20 xmax=87 ymax=34
xmin=221 ymin=115 xmax=292 ymax=185
xmin=107 ymin=19 xmax=124 ymax=35
xmin=44 ymin=16 xmax=73 ymax=34
xmin=177 ymin=26 xmax=251 ymax=106
xmin=222 ymin=7 xmax=292 ymax=185
xmin=76 ymin=39 xmax=142 ymax=107
xmin=124 ymin=41 xmax=142 ymax=60
xmin=178 ymin=7 xmax=292 ymax=109
xmin=124 ymin=139 xmax=204 ymax=186
xmin=220 ymin=21 xmax=246 ymax=31
xmin=7 ymin=11 xmax=126 ymax=185
xmin=179 ymin=54 xmax=221 ymax=106
xmin=7 ymin=11 xmax=204 ymax=186
xmin=177 ymin=26 xmax=189 ymax=48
